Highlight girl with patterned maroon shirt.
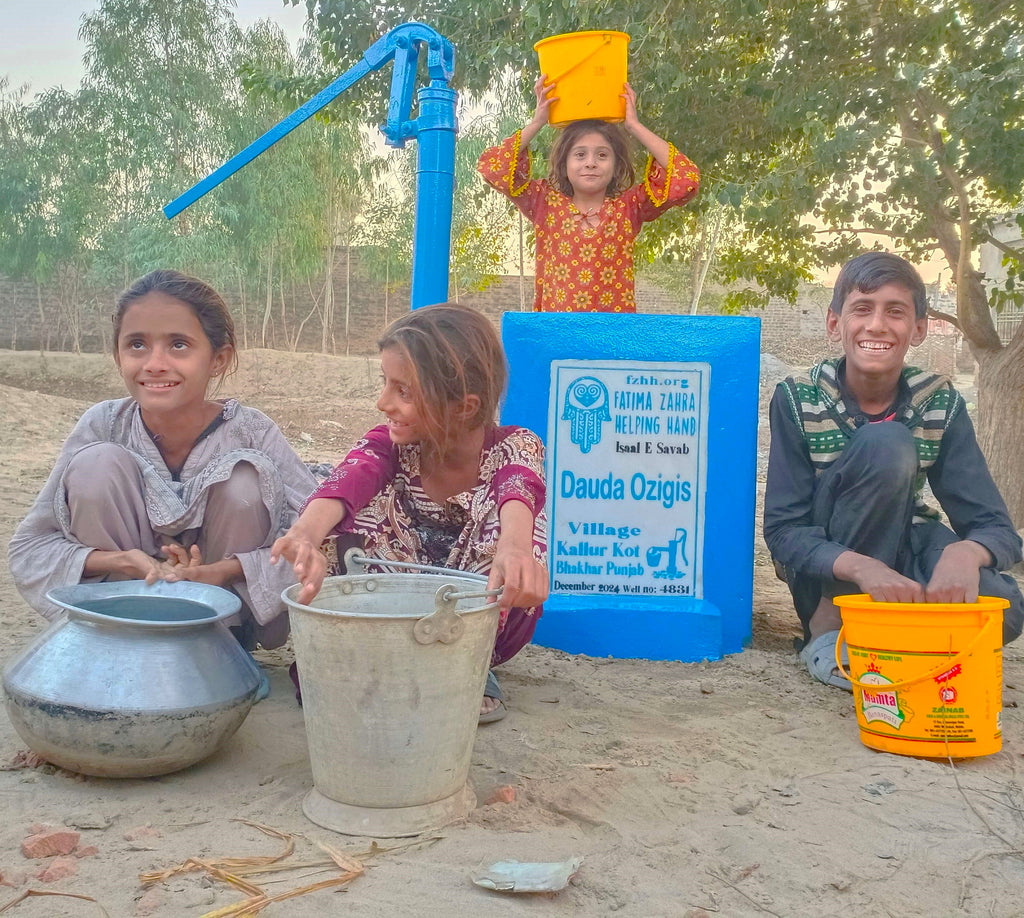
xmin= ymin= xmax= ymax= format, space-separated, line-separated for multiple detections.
xmin=272 ymin=303 xmax=548 ymax=722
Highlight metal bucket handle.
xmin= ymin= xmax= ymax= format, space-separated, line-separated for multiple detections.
xmin=343 ymin=550 xmax=502 ymax=645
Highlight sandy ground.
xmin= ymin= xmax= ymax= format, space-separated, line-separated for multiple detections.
xmin=2 ymin=349 xmax=1024 ymax=917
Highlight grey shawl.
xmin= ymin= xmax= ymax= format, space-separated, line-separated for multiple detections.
xmin=8 ymin=397 xmax=316 ymax=623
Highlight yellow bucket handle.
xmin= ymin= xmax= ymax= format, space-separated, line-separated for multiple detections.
xmin=834 ymin=613 xmax=999 ymax=692
xmin=544 ymin=35 xmax=615 ymax=86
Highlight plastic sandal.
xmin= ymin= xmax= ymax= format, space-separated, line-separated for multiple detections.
xmin=479 ymin=670 xmax=507 ymax=725
xmin=799 ymin=630 xmax=852 ymax=692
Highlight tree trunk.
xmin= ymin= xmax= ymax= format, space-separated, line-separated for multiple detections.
xmin=261 ymin=254 xmax=273 ymax=348
xmin=279 ymin=271 xmax=288 ymax=349
xmin=238 ymin=269 xmax=249 ymax=350
xmin=974 ymin=327 xmax=1024 ymax=527
xmin=68 ymin=270 xmax=82 ymax=354
xmin=322 ymin=253 xmax=334 ymax=354
xmin=345 ymin=246 xmax=351 ymax=357
xmin=518 ymin=211 xmax=526 ymax=311
xmin=36 ymin=282 xmax=48 ymax=354
xmin=690 ymin=208 xmax=722 ymax=315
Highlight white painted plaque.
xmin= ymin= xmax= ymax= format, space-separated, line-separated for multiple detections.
xmin=547 ymin=361 xmax=710 ymax=599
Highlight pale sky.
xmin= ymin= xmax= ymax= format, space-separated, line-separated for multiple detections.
xmin=0 ymin=0 xmax=310 ymax=96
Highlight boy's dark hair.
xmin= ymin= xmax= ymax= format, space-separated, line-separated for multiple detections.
xmin=548 ymin=119 xmax=635 ymax=198
xmin=113 ymin=269 xmax=238 ymax=375
xmin=829 ymin=252 xmax=928 ymax=319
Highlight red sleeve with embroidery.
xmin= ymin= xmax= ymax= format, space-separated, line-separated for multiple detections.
xmin=304 ymin=425 xmax=396 ymax=532
xmin=489 ymin=428 xmax=546 ymax=517
xmin=477 ymin=132 xmax=550 ymax=224
xmin=621 ymin=144 xmax=701 ymax=224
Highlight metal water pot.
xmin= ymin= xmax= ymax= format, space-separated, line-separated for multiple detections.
xmin=2 ymin=580 xmax=262 ymax=777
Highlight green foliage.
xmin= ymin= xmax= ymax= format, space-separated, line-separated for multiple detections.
xmin=0 ymin=0 xmax=380 ymax=352
xmin=988 ymin=214 xmax=1024 ymax=315
xmin=297 ymin=0 xmax=1024 ymax=338
xmin=8 ymin=0 xmax=1023 ymax=350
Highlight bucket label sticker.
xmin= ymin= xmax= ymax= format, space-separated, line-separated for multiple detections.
xmin=859 ymin=672 xmax=906 ymax=730
xmin=923 ymin=706 xmax=972 ymax=741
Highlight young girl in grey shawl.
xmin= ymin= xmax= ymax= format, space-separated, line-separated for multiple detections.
xmin=8 ymin=270 xmax=316 ymax=652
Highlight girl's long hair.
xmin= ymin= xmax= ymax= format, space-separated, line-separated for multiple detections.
xmin=547 ymin=119 xmax=635 ymax=198
xmin=378 ymin=303 xmax=507 ymax=459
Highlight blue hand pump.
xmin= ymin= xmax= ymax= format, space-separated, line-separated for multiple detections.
xmin=163 ymin=22 xmax=457 ymax=309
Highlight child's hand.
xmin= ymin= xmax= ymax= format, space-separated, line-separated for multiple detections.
xmin=531 ymin=74 xmax=558 ymax=127
xmin=159 ymin=543 xmax=202 ymax=582
xmin=621 ymin=82 xmax=640 ymax=133
xmin=488 ymin=542 xmax=549 ymax=613
xmin=924 ymin=540 xmax=989 ymax=603
xmin=852 ymin=557 xmax=925 ymax=603
xmin=118 ymin=548 xmax=169 ymax=584
xmin=271 ymin=532 xmax=328 ymax=605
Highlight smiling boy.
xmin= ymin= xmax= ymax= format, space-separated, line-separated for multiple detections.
xmin=764 ymin=253 xmax=1023 ymax=689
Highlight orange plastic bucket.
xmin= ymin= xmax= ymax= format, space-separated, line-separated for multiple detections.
xmin=534 ymin=31 xmax=630 ymax=125
xmin=834 ymin=594 xmax=1007 ymax=758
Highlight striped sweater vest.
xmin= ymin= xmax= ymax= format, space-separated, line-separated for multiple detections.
xmin=780 ymin=359 xmax=963 ymax=522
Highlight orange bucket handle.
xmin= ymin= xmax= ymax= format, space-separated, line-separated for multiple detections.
xmin=834 ymin=612 xmax=1000 ymax=692
xmin=543 ymin=35 xmax=615 ymax=86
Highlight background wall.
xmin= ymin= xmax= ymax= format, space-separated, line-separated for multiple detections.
xmin=0 ymin=254 xmax=960 ymax=376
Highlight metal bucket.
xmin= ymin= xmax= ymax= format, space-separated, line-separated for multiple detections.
xmin=2 ymin=580 xmax=261 ymax=777
xmin=282 ymin=553 xmax=500 ymax=837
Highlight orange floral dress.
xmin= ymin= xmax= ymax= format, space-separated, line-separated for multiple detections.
xmin=477 ymin=132 xmax=700 ymax=313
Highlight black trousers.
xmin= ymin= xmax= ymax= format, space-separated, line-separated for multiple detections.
xmin=783 ymin=422 xmax=1024 ymax=646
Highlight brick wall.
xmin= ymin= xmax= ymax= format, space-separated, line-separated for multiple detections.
xmin=0 ymin=256 xmax=958 ymax=375
xmin=0 ymin=275 xmax=111 ymax=353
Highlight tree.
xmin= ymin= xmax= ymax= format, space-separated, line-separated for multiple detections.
xmin=229 ymin=20 xmax=345 ymax=351
xmin=357 ymin=152 xmax=415 ymax=326
xmin=741 ymin=0 xmax=1024 ymax=522
xmin=297 ymin=0 xmax=1024 ymax=522
xmin=79 ymin=0 xmax=240 ymax=288
xmin=447 ymin=116 xmax=519 ymax=300
xmin=237 ymin=24 xmax=377 ymax=353
xmin=0 ymin=79 xmax=110 ymax=351
xmin=3 ymin=0 xmax=398 ymax=356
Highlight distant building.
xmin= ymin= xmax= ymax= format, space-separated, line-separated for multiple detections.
xmin=979 ymin=213 xmax=1024 ymax=343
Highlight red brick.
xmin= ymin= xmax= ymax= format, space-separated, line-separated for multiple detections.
xmin=74 ymin=845 xmax=99 ymax=858
xmin=21 ymin=829 xmax=80 ymax=859
xmin=485 ymin=785 xmax=517 ymax=805
xmin=35 ymin=856 xmax=78 ymax=883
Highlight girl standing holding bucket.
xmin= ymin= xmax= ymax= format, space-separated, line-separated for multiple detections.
xmin=8 ymin=270 xmax=316 ymax=654
xmin=477 ymin=75 xmax=700 ymax=313
xmin=272 ymin=304 xmax=548 ymax=723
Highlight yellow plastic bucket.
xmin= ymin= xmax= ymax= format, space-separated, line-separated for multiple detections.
xmin=834 ymin=594 xmax=1007 ymax=758
xmin=534 ymin=30 xmax=630 ymax=125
